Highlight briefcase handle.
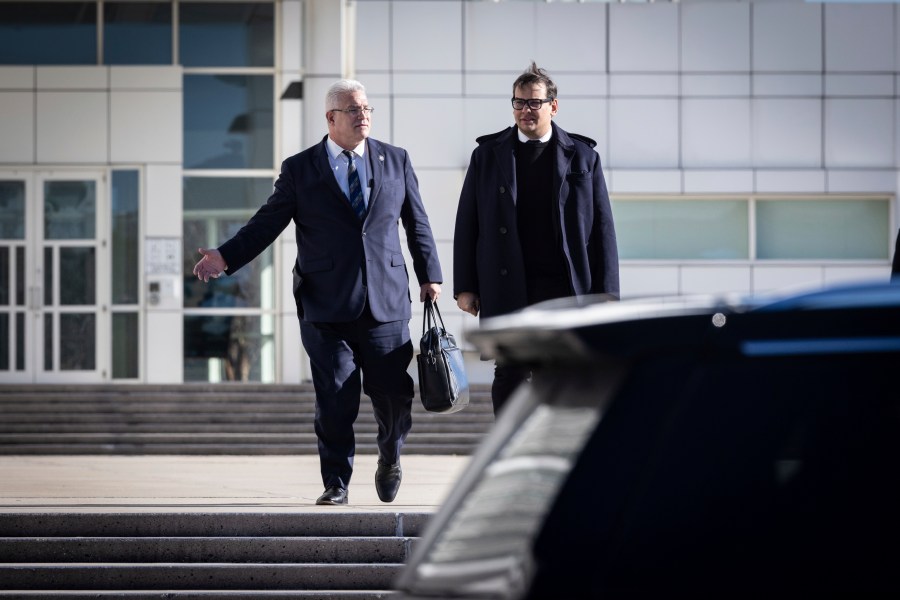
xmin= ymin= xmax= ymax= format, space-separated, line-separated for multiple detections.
xmin=422 ymin=297 xmax=447 ymax=335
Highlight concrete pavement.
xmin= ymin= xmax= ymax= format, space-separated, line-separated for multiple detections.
xmin=0 ymin=454 xmax=472 ymax=514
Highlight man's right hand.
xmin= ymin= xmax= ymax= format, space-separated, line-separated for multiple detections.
xmin=456 ymin=292 xmax=480 ymax=317
xmin=193 ymin=247 xmax=227 ymax=283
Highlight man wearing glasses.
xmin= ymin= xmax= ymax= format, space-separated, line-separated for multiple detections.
xmin=193 ymin=79 xmax=443 ymax=506
xmin=453 ymin=62 xmax=619 ymax=414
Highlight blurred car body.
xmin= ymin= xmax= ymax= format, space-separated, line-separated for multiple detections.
xmin=395 ymin=282 xmax=900 ymax=598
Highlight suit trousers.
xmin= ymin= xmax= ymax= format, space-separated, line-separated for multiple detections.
xmin=300 ymin=306 xmax=415 ymax=490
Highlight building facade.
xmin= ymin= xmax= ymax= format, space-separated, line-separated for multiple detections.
xmin=0 ymin=0 xmax=896 ymax=385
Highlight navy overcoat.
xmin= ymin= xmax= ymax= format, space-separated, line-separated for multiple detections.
xmin=453 ymin=122 xmax=619 ymax=319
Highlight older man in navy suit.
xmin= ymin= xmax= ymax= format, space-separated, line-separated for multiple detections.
xmin=193 ymin=79 xmax=443 ymax=506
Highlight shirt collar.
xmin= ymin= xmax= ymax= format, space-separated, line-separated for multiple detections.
xmin=517 ymin=128 xmax=552 ymax=144
xmin=327 ymin=137 xmax=366 ymax=160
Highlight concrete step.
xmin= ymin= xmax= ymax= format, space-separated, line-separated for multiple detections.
xmin=0 ymin=512 xmax=428 ymax=596
xmin=0 ymin=384 xmax=494 ymax=455
xmin=0 ymin=593 xmax=393 ymax=599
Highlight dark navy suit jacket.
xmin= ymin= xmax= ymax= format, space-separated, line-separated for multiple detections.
xmin=453 ymin=122 xmax=619 ymax=319
xmin=219 ymin=135 xmax=442 ymax=323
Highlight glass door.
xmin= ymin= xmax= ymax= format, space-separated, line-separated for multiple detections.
xmin=0 ymin=170 xmax=108 ymax=383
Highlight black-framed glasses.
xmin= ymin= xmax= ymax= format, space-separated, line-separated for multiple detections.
xmin=511 ymin=97 xmax=553 ymax=110
xmin=331 ymin=106 xmax=375 ymax=116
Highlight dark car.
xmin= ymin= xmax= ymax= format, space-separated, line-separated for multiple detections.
xmin=395 ymin=282 xmax=900 ymax=598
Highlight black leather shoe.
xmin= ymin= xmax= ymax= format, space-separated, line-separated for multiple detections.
xmin=315 ymin=486 xmax=348 ymax=505
xmin=375 ymin=461 xmax=402 ymax=503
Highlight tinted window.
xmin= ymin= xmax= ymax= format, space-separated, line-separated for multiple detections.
xmin=179 ymin=2 xmax=274 ymax=67
xmin=0 ymin=2 xmax=97 ymax=65
xmin=183 ymin=74 xmax=274 ymax=169
xmin=104 ymin=1 xmax=172 ymax=65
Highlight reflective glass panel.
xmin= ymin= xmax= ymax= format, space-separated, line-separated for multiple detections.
xmin=0 ymin=181 xmax=25 ymax=239
xmin=112 ymin=312 xmax=139 ymax=379
xmin=611 ymin=199 xmax=749 ymax=260
xmin=0 ymin=314 xmax=7 ymax=370
xmin=16 ymin=312 xmax=24 ymax=370
xmin=0 ymin=247 xmax=8 ymax=305
xmin=0 ymin=2 xmax=97 ymax=65
xmin=44 ymin=313 xmax=52 ymax=370
xmin=59 ymin=247 xmax=96 ymax=305
xmin=183 ymin=177 xmax=275 ymax=310
xmin=183 ymin=315 xmax=275 ymax=382
xmin=104 ymin=2 xmax=172 ymax=65
xmin=60 ymin=312 xmax=95 ymax=370
xmin=44 ymin=247 xmax=53 ymax=306
xmin=16 ymin=247 xmax=24 ymax=306
xmin=183 ymin=75 xmax=274 ymax=169
xmin=179 ymin=2 xmax=274 ymax=67
xmin=44 ymin=180 xmax=96 ymax=240
xmin=111 ymin=170 xmax=140 ymax=304
xmin=756 ymin=199 xmax=891 ymax=260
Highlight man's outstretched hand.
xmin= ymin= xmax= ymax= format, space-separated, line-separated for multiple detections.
xmin=192 ymin=247 xmax=227 ymax=282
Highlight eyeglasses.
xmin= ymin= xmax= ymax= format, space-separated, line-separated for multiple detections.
xmin=331 ymin=106 xmax=375 ymax=117
xmin=511 ymin=97 xmax=553 ymax=110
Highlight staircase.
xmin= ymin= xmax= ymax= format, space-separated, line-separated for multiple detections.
xmin=0 ymin=384 xmax=493 ymax=455
xmin=0 ymin=511 xmax=428 ymax=598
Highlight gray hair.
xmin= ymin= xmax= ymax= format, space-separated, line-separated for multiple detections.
xmin=326 ymin=79 xmax=366 ymax=110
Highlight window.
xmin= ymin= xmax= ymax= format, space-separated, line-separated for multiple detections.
xmin=179 ymin=2 xmax=274 ymax=67
xmin=0 ymin=2 xmax=97 ymax=65
xmin=612 ymin=196 xmax=892 ymax=262
xmin=183 ymin=75 xmax=274 ymax=169
xmin=612 ymin=199 xmax=749 ymax=260
xmin=104 ymin=1 xmax=172 ymax=65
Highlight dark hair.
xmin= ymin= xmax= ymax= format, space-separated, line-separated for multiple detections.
xmin=512 ymin=62 xmax=557 ymax=100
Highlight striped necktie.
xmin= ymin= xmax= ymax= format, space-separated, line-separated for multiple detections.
xmin=342 ymin=150 xmax=366 ymax=220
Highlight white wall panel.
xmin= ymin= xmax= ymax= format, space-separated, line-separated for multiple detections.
xmin=393 ymin=1 xmax=461 ymax=72
xmin=755 ymin=170 xmax=826 ymax=194
xmin=554 ymin=98 xmax=609 ymax=162
xmin=415 ymin=168 xmax=465 ymax=242
xmin=609 ymin=170 xmax=681 ymax=194
xmin=823 ymin=266 xmax=892 ymax=287
xmin=610 ymin=75 xmax=678 ymax=97
xmin=282 ymin=0 xmax=304 ymax=72
xmin=752 ymin=98 xmax=822 ymax=168
xmin=36 ymin=66 xmax=107 ymax=90
xmin=36 ymin=92 xmax=107 ymax=164
xmin=825 ymin=74 xmax=893 ymax=98
xmin=464 ymin=73 xmax=510 ymax=97
xmin=753 ymin=74 xmax=822 ymax=97
xmin=145 ymin=165 xmax=183 ymax=238
xmin=0 ymin=66 xmax=34 ymax=89
xmin=752 ymin=266 xmax=824 ymax=295
xmin=826 ymin=170 xmax=897 ymax=194
xmin=462 ymin=98 xmax=509 ymax=164
xmin=355 ymin=1 xmax=390 ymax=72
xmin=145 ymin=311 xmax=183 ymax=383
xmin=683 ymin=170 xmax=753 ymax=194
xmin=824 ymin=5 xmax=894 ymax=73
xmin=753 ymin=3 xmax=822 ymax=72
xmin=394 ymin=97 xmax=466 ymax=168
xmin=609 ymin=4 xmax=679 ymax=73
xmin=608 ymin=98 xmax=679 ymax=169
xmin=682 ymin=98 xmax=751 ymax=168
xmin=824 ymin=98 xmax=893 ymax=168
xmin=305 ymin=0 xmax=343 ymax=75
xmin=393 ymin=73 xmax=463 ymax=96
xmin=465 ymin=3 xmax=533 ymax=73
xmin=109 ymin=66 xmax=181 ymax=90
xmin=683 ymin=75 xmax=750 ymax=98
xmin=553 ymin=72 xmax=607 ymax=98
xmin=0 ymin=92 xmax=34 ymax=163
xmin=535 ymin=3 xmax=606 ymax=73
xmin=681 ymin=266 xmax=751 ymax=296
xmin=619 ymin=265 xmax=680 ymax=299
xmin=111 ymin=91 xmax=182 ymax=163
xmin=681 ymin=3 xmax=750 ymax=73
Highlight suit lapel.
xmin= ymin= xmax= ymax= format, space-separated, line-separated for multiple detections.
xmin=365 ymin=138 xmax=384 ymax=215
xmin=493 ymin=127 xmax=517 ymax=205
